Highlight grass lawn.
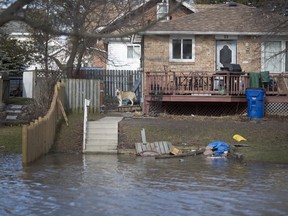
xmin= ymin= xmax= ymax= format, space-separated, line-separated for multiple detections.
xmin=0 ymin=126 xmax=22 ymax=153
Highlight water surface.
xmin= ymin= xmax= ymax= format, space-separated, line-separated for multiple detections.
xmin=0 ymin=153 xmax=287 ymax=216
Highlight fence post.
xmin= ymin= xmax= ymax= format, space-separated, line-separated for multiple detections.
xmin=0 ymin=78 xmax=4 ymax=111
xmin=22 ymin=125 xmax=28 ymax=165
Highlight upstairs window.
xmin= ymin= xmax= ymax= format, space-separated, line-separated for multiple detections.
xmin=169 ymin=36 xmax=195 ymax=62
xmin=127 ymin=45 xmax=140 ymax=59
xmin=157 ymin=0 xmax=169 ymax=21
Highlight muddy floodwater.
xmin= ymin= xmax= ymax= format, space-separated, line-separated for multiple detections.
xmin=0 ymin=153 xmax=287 ymax=216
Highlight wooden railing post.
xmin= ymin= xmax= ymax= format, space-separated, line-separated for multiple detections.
xmin=173 ymin=72 xmax=176 ymax=95
xmin=146 ymin=72 xmax=150 ymax=95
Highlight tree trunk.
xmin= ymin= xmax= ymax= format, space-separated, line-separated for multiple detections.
xmin=74 ymin=42 xmax=86 ymax=77
xmin=65 ymin=36 xmax=79 ymax=78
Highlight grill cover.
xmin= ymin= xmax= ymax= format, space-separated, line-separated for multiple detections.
xmin=220 ymin=63 xmax=242 ymax=72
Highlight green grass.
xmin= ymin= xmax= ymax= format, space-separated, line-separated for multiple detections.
xmin=0 ymin=126 xmax=22 ymax=153
xmin=4 ymin=97 xmax=34 ymax=105
xmin=0 ymin=96 xmax=30 ymax=154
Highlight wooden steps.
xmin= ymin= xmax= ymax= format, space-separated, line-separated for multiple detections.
xmin=84 ymin=117 xmax=123 ymax=153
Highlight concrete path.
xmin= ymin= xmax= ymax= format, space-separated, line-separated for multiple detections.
xmin=84 ymin=117 xmax=123 ymax=153
xmin=5 ymin=105 xmax=23 ymax=121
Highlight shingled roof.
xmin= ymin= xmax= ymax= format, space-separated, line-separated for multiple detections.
xmin=143 ymin=3 xmax=288 ymax=35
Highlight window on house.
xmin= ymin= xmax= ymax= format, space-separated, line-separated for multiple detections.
xmin=157 ymin=1 xmax=169 ymax=21
xmin=127 ymin=45 xmax=140 ymax=59
xmin=170 ymin=36 xmax=195 ymax=62
xmin=263 ymin=40 xmax=288 ymax=73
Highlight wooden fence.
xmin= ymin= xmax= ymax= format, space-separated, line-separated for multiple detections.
xmin=63 ymin=79 xmax=104 ymax=113
xmin=34 ymin=69 xmax=142 ymax=106
xmin=77 ymin=69 xmax=142 ymax=101
xmin=22 ymin=82 xmax=66 ymax=165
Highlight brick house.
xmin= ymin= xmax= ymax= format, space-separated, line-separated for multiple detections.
xmin=140 ymin=2 xmax=288 ymax=115
xmin=142 ymin=3 xmax=288 ymax=72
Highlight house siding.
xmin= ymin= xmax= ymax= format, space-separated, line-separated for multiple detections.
xmin=195 ymin=35 xmax=215 ymax=72
xmin=143 ymin=35 xmax=262 ymax=73
xmin=144 ymin=35 xmax=170 ymax=72
xmin=107 ymin=42 xmax=141 ymax=70
xmin=237 ymin=36 xmax=261 ymax=72
xmin=144 ymin=35 xmax=216 ymax=73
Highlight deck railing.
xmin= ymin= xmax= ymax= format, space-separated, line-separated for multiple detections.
xmin=146 ymin=72 xmax=287 ymax=96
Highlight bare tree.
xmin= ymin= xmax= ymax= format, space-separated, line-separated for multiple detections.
xmin=1 ymin=0 xmax=161 ymax=77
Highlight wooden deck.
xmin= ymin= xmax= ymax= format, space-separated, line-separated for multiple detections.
xmin=144 ymin=72 xmax=288 ymax=114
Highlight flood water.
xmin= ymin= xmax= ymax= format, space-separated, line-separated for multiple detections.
xmin=0 ymin=153 xmax=288 ymax=216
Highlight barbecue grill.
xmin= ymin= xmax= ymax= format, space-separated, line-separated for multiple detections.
xmin=219 ymin=64 xmax=243 ymax=73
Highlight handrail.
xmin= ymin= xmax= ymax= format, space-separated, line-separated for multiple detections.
xmin=146 ymin=72 xmax=287 ymax=96
xmin=83 ymin=99 xmax=90 ymax=151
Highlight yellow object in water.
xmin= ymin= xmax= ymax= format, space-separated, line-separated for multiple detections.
xmin=233 ymin=134 xmax=247 ymax=142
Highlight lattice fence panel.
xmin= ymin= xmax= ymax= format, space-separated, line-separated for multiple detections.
xmin=36 ymin=70 xmax=65 ymax=80
xmin=265 ymin=103 xmax=288 ymax=116
xmin=149 ymin=102 xmax=247 ymax=116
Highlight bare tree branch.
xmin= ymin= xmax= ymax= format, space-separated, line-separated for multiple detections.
xmin=0 ymin=0 xmax=34 ymax=27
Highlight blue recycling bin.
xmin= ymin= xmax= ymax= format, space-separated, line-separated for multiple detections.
xmin=245 ymin=89 xmax=265 ymax=118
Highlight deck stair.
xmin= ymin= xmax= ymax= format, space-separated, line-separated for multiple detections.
xmin=84 ymin=117 xmax=123 ymax=153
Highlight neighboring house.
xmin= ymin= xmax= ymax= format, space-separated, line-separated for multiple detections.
xmin=102 ymin=0 xmax=197 ymax=70
xmin=1 ymin=21 xmax=69 ymax=98
xmin=140 ymin=2 xmax=288 ymax=114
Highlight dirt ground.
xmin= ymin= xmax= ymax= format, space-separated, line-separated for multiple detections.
xmin=118 ymin=114 xmax=288 ymax=163
xmin=2 ymin=98 xmax=287 ymax=163
xmin=30 ymin=110 xmax=288 ymax=164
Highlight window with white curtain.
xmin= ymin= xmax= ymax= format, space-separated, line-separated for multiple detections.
xmin=263 ymin=41 xmax=288 ymax=73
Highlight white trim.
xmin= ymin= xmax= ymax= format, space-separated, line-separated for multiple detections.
xmin=215 ymin=35 xmax=238 ymax=40
xmin=176 ymin=0 xmax=198 ymax=13
xmin=105 ymin=37 xmax=131 ymax=42
xmin=169 ymin=35 xmax=195 ymax=62
xmin=216 ymin=40 xmax=237 ymax=70
xmin=142 ymin=31 xmax=288 ymax=36
xmin=10 ymin=32 xmax=30 ymax=36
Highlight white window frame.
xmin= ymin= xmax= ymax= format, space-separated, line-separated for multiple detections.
xmin=127 ymin=45 xmax=141 ymax=59
xmin=157 ymin=1 xmax=169 ymax=21
xmin=261 ymin=39 xmax=288 ymax=73
xmin=169 ymin=35 xmax=195 ymax=62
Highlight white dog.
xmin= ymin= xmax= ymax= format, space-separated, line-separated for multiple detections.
xmin=115 ymin=89 xmax=136 ymax=106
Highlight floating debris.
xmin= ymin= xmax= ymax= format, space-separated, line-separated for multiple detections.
xmin=233 ymin=134 xmax=247 ymax=142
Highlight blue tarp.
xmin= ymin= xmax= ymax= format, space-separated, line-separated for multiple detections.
xmin=207 ymin=141 xmax=230 ymax=156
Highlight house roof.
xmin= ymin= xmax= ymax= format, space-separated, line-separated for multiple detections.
xmin=99 ymin=0 xmax=197 ymax=34
xmin=143 ymin=3 xmax=288 ymax=36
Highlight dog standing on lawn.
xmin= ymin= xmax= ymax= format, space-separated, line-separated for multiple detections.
xmin=115 ymin=89 xmax=136 ymax=106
